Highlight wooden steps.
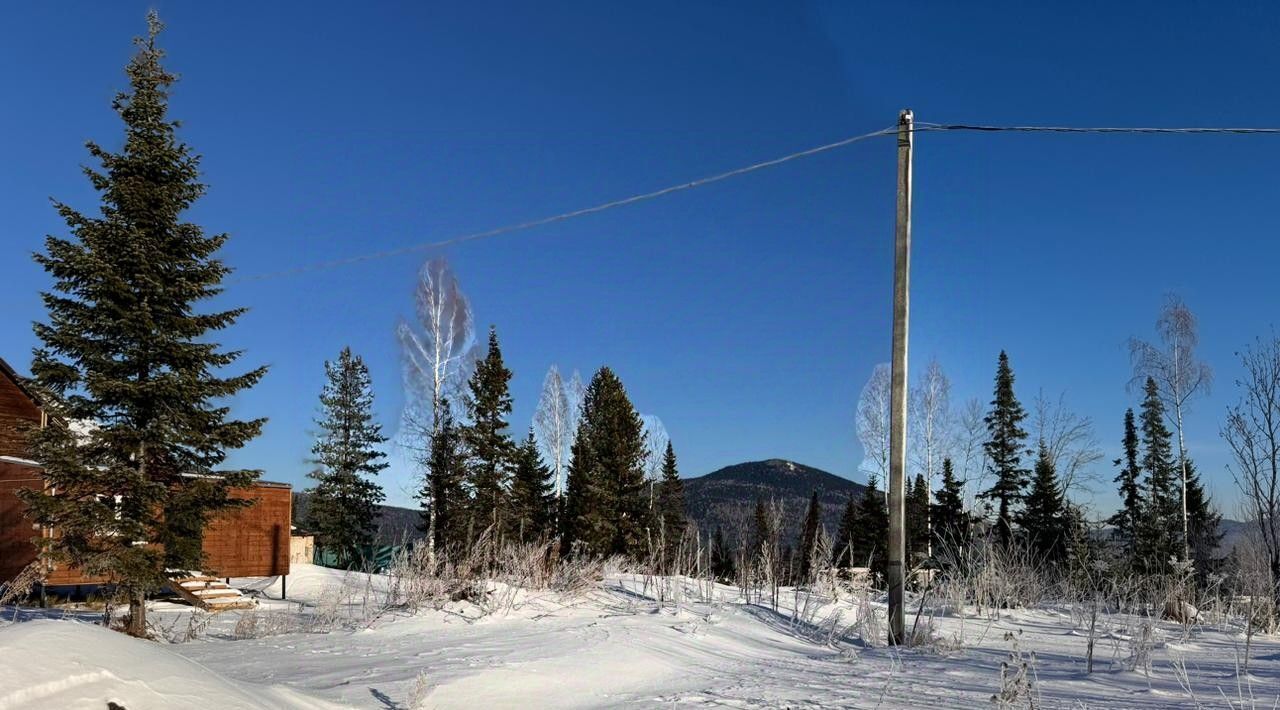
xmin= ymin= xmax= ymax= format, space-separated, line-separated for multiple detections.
xmin=168 ymin=573 xmax=256 ymax=611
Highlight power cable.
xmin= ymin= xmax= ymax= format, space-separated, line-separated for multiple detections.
xmin=233 ymin=125 xmax=899 ymax=283
xmin=916 ymin=122 xmax=1280 ymax=135
xmin=233 ymin=121 xmax=1280 ymax=283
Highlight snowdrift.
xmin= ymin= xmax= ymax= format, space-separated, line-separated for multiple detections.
xmin=0 ymin=620 xmax=340 ymax=710
xmin=231 ymin=560 xmax=389 ymax=604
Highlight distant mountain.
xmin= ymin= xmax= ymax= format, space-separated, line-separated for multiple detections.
xmin=1090 ymin=518 xmax=1251 ymax=558
xmin=683 ymin=459 xmax=867 ymax=547
xmin=291 ymin=460 xmax=866 ymax=550
xmin=292 ymin=491 xmax=426 ymax=546
xmin=293 ymin=469 xmax=1255 ymax=560
xmin=1218 ymin=518 xmax=1251 ymax=554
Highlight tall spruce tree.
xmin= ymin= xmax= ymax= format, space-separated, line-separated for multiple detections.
xmin=834 ymin=495 xmax=860 ymax=569
xmin=1136 ymin=376 xmax=1182 ymax=573
xmin=907 ymin=473 xmax=930 ymax=559
xmin=1019 ymin=442 xmax=1069 ymax=563
xmin=560 ymin=367 xmax=647 ymax=556
xmin=656 ymin=442 xmax=686 ymax=555
xmin=932 ymin=458 xmax=968 ymax=551
xmin=1108 ymin=408 xmax=1142 ymax=561
xmin=751 ymin=496 xmax=783 ymax=587
xmin=464 ymin=327 xmax=515 ymax=539
xmin=561 ymin=420 xmax=593 ymax=552
xmin=1182 ymin=458 xmax=1223 ymax=578
xmin=979 ymin=351 xmax=1030 ymax=544
xmin=751 ymin=497 xmax=774 ymax=556
xmin=421 ymin=401 xmax=468 ymax=551
xmin=850 ymin=473 xmax=889 ymax=581
xmin=1064 ymin=504 xmax=1099 ymax=580
xmin=710 ymin=526 xmax=735 ymax=582
xmin=797 ymin=490 xmax=822 ymax=582
xmin=21 ymin=13 xmax=266 ymax=637
xmin=508 ymin=431 xmax=554 ymax=543
xmin=306 ymin=348 xmax=388 ymax=567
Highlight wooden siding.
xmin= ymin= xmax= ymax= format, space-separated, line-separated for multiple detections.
xmin=0 ymin=461 xmax=44 ymax=584
xmin=0 ymin=368 xmax=41 ymax=460
xmin=201 ymin=484 xmax=291 ymax=578
xmin=0 ymin=469 xmax=292 ymax=586
xmin=0 ymin=357 xmax=290 ymax=586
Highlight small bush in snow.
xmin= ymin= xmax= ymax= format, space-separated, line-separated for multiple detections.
xmin=992 ymin=630 xmax=1038 ymax=709
xmin=408 ymin=669 xmax=431 ymax=709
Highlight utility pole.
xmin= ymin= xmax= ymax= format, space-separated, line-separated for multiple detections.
xmin=887 ymin=109 xmax=913 ymax=646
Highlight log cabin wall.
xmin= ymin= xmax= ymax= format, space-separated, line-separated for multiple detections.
xmin=0 ymin=357 xmax=292 ymax=586
xmin=0 ymin=460 xmax=44 ymax=584
xmin=0 ymin=361 xmax=47 ymax=584
xmin=1 ymin=475 xmax=292 ymax=586
xmin=201 ymin=482 xmax=292 ymax=578
xmin=0 ymin=360 xmax=43 ymax=460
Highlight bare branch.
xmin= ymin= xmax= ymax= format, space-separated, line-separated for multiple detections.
xmin=1222 ymin=333 xmax=1280 ymax=607
xmin=1127 ymin=293 xmax=1213 ymax=417
xmin=909 ymin=359 xmax=953 ymax=481
xmin=398 ymin=258 xmax=478 ymax=442
xmin=640 ymin=414 xmax=670 ymax=482
xmin=856 ymin=363 xmax=892 ymax=480
xmin=952 ymin=397 xmax=989 ymax=505
xmin=1128 ymin=293 xmax=1212 ymax=560
xmin=1032 ymin=389 xmax=1103 ymax=495
xmin=565 ymin=369 xmax=586 ymax=443
xmin=533 ymin=365 xmax=571 ymax=498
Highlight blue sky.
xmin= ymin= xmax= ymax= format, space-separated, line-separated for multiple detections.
xmin=2 ymin=2 xmax=1278 ymax=511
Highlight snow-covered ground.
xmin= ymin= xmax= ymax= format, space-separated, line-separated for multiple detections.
xmin=3 ymin=563 xmax=1278 ymax=709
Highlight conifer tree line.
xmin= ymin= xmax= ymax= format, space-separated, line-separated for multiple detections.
xmin=308 ymin=323 xmax=688 ymax=565
xmin=709 ymin=464 xmax=963 ymax=593
xmin=845 ymin=295 xmax=1226 ymax=596
xmin=423 ymin=351 xmax=688 ymax=561
xmin=696 ymin=302 xmax=1239 ymax=610
xmin=393 ymin=261 xmax=686 ymax=563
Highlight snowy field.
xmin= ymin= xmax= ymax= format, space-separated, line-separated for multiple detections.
xmin=2 ymin=563 xmax=1279 ymax=709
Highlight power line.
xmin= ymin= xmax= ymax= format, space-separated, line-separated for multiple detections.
xmin=233 ymin=121 xmax=1280 ymax=283
xmin=916 ymin=122 xmax=1280 ymax=135
xmin=233 ymin=125 xmax=899 ymax=283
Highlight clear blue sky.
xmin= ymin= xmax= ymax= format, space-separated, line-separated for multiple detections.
xmin=2 ymin=2 xmax=1277 ymax=511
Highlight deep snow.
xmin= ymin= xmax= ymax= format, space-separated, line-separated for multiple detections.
xmin=3 ymin=563 xmax=1279 ymax=709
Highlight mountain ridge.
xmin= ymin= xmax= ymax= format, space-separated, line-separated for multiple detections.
xmin=292 ymin=458 xmax=866 ymax=549
xmin=683 ymin=458 xmax=868 ymax=547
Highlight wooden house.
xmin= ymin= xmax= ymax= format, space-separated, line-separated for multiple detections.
xmin=0 ymin=356 xmax=291 ymax=590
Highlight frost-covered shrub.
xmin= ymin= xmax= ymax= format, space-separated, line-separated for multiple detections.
xmin=992 ymin=630 xmax=1038 ymax=709
xmin=408 ymin=670 xmax=431 ymax=709
xmin=850 ymin=588 xmax=885 ymax=648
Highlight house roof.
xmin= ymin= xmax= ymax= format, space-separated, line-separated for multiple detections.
xmin=0 ymin=356 xmax=42 ymax=409
xmin=0 ymin=356 xmax=286 ymax=490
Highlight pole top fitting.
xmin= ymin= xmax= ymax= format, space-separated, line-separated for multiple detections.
xmin=899 ymin=109 xmax=914 ymax=124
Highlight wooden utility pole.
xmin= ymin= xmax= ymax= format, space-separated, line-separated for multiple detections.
xmin=887 ymin=109 xmax=913 ymax=646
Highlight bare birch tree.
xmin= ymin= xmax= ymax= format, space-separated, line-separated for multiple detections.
xmin=953 ymin=397 xmax=989 ymax=507
xmin=1129 ymin=294 xmax=1212 ymax=560
xmin=398 ymin=257 xmax=479 ymax=437
xmin=910 ymin=359 xmax=952 ymax=555
xmin=397 ymin=257 xmax=479 ymax=549
xmin=857 ymin=363 xmax=893 ymax=484
xmin=533 ymin=365 xmax=571 ymax=498
xmin=641 ymin=415 xmax=670 ymax=481
xmin=1033 ymin=390 xmax=1103 ymax=495
xmin=1222 ymin=334 xmax=1280 ymax=611
xmin=566 ymin=369 xmax=586 ymax=442
xmin=641 ymin=414 xmax=670 ymax=509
